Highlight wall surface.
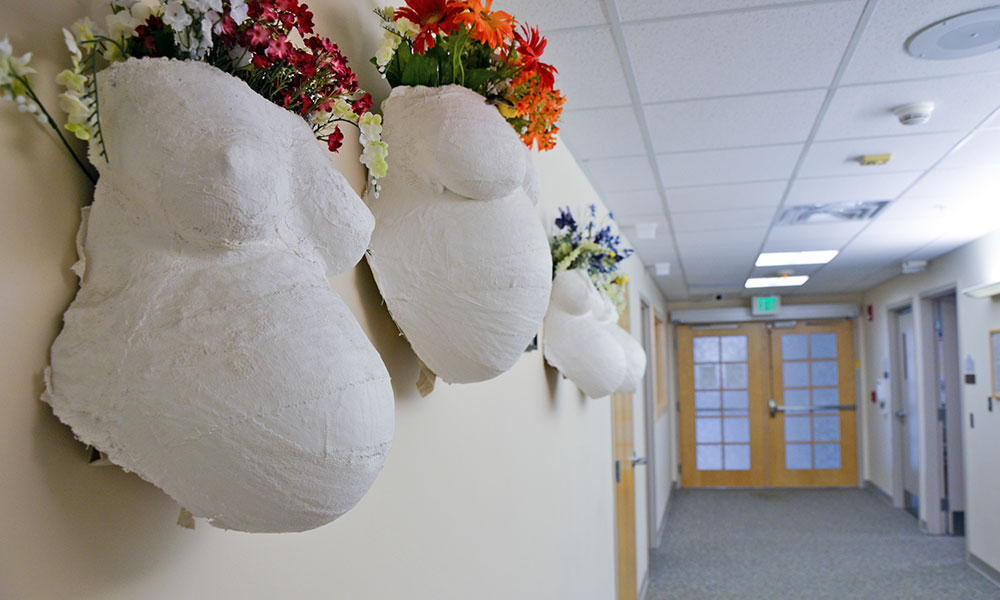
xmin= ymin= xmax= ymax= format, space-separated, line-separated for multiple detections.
xmin=859 ymin=229 xmax=1000 ymax=571
xmin=0 ymin=1 xmax=674 ymax=598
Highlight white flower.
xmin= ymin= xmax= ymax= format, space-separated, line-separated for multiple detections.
xmin=205 ymin=0 xmax=223 ymax=12
xmin=62 ymin=28 xmax=82 ymax=64
xmin=395 ymin=17 xmax=420 ymax=39
xmin=331 ymin=98 xmax=358 ymax=122
xmin=358 ymin=112 xmax=382 ymax=144
xmin=227 ymin=43 xmax=251 ymax=67
xmin=59 ymin=91 xmax=91 ymax=125
xmin=56 ymin=69 xmax=87 ymax=93
xmin=70 ymin=17 xmax=101 ymax=42
xmin=106 ymin=10 xmax=142 ymax=40
xmin=229 ymin=0 xmax=249 ymax=24
xmin=130 ymin=0 xmax=165 ymax=23
xmin=0 ymin=37 xmax=12 ymax=60
xmin=375 ymin=31 xmax=399 ymax=67
xmin=162 ymin=1 xmax=193 ymax=30
xmin=361 ymin=140 xmax=389 ymax=178
xmin=7 ymin=51 xmax=36 ymax=78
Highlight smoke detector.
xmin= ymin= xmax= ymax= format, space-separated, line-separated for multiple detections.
xmin=893 ymin=102 xmax=935 ymax=126
xmin=907 ymin=7 xmax=1000 ymax=60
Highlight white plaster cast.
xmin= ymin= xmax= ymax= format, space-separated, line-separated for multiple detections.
xmin=364 ymin=85 xmax=552 ymax=384
xmin=42 ymin=58 xmax=394 ymax=533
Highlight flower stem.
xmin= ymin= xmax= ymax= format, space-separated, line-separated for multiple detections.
xmin=16 ymin=75 xmax=96 ymax=184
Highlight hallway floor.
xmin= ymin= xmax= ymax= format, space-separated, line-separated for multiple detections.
xmin=648 ymin=488 xmax=999 ymax=599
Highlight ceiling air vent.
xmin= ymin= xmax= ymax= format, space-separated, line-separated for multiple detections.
xmin=777 ymin=201 xmax=889 ymax=225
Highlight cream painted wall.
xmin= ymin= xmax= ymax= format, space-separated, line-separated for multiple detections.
xmin=0 ymin=1 xmax=674 ymax=597
xmin=860 ymin=229 xmax=1000 ymax=571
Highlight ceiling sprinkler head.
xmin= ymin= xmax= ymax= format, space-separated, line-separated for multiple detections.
xmin=893 ymin=102 xmax=935 ymax=126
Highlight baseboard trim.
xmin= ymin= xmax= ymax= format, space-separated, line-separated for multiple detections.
xmin=969 ymin=552 xmax=1000 ymax=589
xmin=638 ymin=570 xmax=650 ymax=600
xmin=862 ymin=480 xmax=893 ymax=505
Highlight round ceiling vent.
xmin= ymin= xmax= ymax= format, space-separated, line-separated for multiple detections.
xmin=907 ymin=6 xmax=1000 ymax=60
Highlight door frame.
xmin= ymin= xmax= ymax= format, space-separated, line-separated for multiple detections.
xmin=887 ymin=301 xmax=911 ymax=511
xmin=639 ymin=297 xmax=658 ymax=550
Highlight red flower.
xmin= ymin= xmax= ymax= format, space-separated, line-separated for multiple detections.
xmin=515 ymin=24 xmax=557 ymax=88
xmin=248 ymin=23 xmax=271 ymax=46
xmin=217 ymin=14 xmax=238 ymax=36
xmin=267 ymin=34 xmax=292 ymax=59
xmin=326 ymin=126 xmax=344 ymax=152
xmin=351 ymin=93 xmax=372 ymax=115
xmin=252 ymin=54 xmax=271 ymax=68
xmin=297 ymin=8 xmax=314 ymax=34
xmin=275 ymin=0 xmax=298 ymax=10
xmin=395 ymin=0 xmax=462 ymax=54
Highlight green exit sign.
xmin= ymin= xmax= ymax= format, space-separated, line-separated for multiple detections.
xmin=752 ymin=295 xmax=781 ymax=316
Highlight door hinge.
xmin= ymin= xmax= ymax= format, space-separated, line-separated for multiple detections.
xmin=941 ymin=497 xmax=949 ymax=513
xmin=938 ymin=407 xmax=947 ymax=422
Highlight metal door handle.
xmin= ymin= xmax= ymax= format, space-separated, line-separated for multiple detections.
xmin=894 ymin=409 xmax=907 ymax=419
xmin=770 ymin=398 xmax=856 ymax=417
xmin=631 ymin=452 xmax=648 ymax=467
xmin=615 ymin=460 xmax=621 ymax=483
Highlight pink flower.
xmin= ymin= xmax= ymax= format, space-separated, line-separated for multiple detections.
xmin=248 ymin=23 xmax=271 ymax=46
xmin=267 ymin=35 xmax=291 ymax=59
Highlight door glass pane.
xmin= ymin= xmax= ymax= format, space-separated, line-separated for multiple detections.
xmin=783 ymin=362 xmax=810 ymax=387
xmin=813 ymin=387 xmax=839 ymax=409
xmin=693 ymin=337 xmax=720 ymax=363
xmin=785 ymin=444 xmax=812 ymax=470
xmin=695 ymin=364 xmax=719 ymax=389
xmin=724 ymin=417 xmax=750 ymax=443
xmin=695 ymin=390 xmax=721 ymax=410
xmin=696 ymin=418 xmax=722 ymax=443
xmin=785 ymin=388 xmax=810 ymax=408
xmin=721 ymin=335 xmax=748 ymax=362
xmin=722 ymin=390 xmax=749 ymax=411
xmin=724 ymin=444 xmax=751 ymax=470
xmin=811 ymin=360 xmax=838 ymax=386
xmin=782 ymin=334 xmax=808 ymax=359
xmin=722 ymin=363 xmax=748 ymax=389
xmin=697 ymin=444 xmax=722 ymax=470
xmin=814 ymin=415 xmax=841 ymax=441
xmin=785 ymin=416 xmax=811 ymax=442
xmin=814 ymin=443 xmax=841 ymax=469
xmin=810 ymin=333 xmax=837 ymax=359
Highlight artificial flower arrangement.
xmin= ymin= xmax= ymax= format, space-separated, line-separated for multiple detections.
xmin=543 ymin=205 xmax=646 ymax=398
xmin=4 ymin=1 xmax=398 ymax=533
xmin=550 ymin=204 xmax=634 ymax=313
xmin=1 ymin=0 xmax=387 ymax=184
xmin=372 ymin=0 xmax=565 ymax=151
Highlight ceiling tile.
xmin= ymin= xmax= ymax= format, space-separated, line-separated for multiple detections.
xmin=600 ymin=189 xmax=664 ymax=218
xmin=815 ymin=72 xmax=1000 ymax=140
xmin=785 ymin=171 xmax=922 ymax=204
xmin=581 ymin=156 xmax=658 ymax=193
xmin=671 ymin=207 xmax=776 ymax=232
xmin=904 ymin=167 xmax=1000 ymax=199
xmin=644 ymin=90 xmax=826 ymax=153
xmin=544 ymin=27 xmax=630 ymax=110
xmin=559 ymin=107 xmax=646 ymax=161
xmin=657 ymin=144 xmax=802 ymax=187
xmin=665 ymin=180 xmax=787 ymax=212
xmin=938 ymin=129 xmax=1000 ymax=169
xmin=631 ymin=239 xmax=677 ymax=263
xmin=798 ymin=132 xmax=965 ymax=177
xmin=623 ymin=2 xmax=864 ymax=102
xmin=981 ymin=109 xmax=1000 ymax=130
xmin=840 ymin=0 xmax=1000 ymax=85
xmin=497 ymin=0 xmax=607 ymax=31
xmin=617 ymin=0 xmax=810 ymax=21
xmin=675 ymin=227 xmax=768 ymax=247
xmin=763 ymin=221 xmax=868 ymax=251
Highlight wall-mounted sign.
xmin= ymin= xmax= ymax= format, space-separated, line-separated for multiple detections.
xmin=751 ymin=295 xmax=781 ymax=316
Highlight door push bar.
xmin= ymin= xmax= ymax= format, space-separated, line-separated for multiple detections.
xmin=768 ymin=399 xmax=857 ymax=418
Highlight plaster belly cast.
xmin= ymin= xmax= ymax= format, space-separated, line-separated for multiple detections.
xmin=365 ymin=85 xmax=552 ymax=385
xmin=42 ymin=59 xmax=394 ymax=533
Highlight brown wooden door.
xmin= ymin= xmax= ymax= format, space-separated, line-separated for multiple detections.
xmin=678 ymin=323 xmax=769 ymax=487
xmin=768 ymin=320 xmax=858 ymax=487
xmin=612 ymin=294 xmax=636 ymax=600
xmin=677 ymin=320 xmax=857 ymax=487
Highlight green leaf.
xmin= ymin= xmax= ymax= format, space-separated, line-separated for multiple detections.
xmin=463 ymin=69 xmax=500 ymax=94
xmin=400 ymin=52 xmax=437 ymax=87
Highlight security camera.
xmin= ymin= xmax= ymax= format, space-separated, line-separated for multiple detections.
xmin=893 ymin=102 xmax=935 ymax=126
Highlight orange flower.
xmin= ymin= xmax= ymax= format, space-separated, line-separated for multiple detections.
xmin=508 ymin=68 xmax=565 ymax=151
xmin=454 ymin=0 xmax=515 ymax=49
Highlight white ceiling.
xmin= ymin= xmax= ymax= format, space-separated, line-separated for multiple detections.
xmin=504 ymin=0 xmax=1000 ymax=300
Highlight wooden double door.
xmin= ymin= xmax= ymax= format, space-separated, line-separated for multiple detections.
xmin=678 ymin=320 xmax=857 ymax=487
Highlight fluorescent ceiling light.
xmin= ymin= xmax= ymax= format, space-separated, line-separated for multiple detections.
xmin=745 ymin=276 xmax=809 ymax=289
xmin=962 ymin=281 xmax=1000 ymax=298
xmin=755 ymin=251 xmax=838 ymax=267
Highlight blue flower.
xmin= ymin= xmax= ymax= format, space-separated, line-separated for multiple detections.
xmin=555 ymin=207 xmax=577 ymax=232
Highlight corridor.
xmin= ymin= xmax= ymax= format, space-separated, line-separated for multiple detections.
xmin=648 ymin=489 xmax=999 ymax=600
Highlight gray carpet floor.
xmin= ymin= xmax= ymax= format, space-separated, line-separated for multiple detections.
xmin=647 ymin=488 xmax=1000 ymax=600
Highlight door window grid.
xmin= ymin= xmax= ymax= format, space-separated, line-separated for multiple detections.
xmin=693 ymin=335 xmax=751 ymax=471
xmin=782 ymin=333 xmax=841 ymax=470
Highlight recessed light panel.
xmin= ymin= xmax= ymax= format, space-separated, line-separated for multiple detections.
xmin=755 ymin=251 xmax=838 ymax=267
xmin=745 ymin=276 xmax=809 ymax=289
xmin=907 ymin=7 xmax=1000 ymax=60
